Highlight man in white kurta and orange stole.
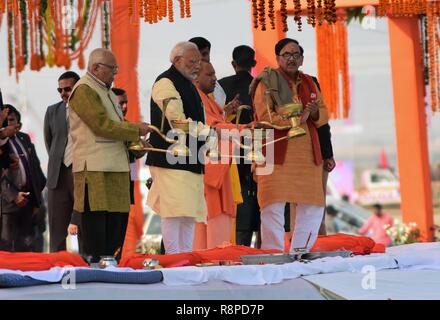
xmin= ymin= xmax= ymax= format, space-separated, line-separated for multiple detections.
xmin=193 ymin=61 xmax=248 ymax=249
xmin=253 ymin=38 xmax=329 ymax=252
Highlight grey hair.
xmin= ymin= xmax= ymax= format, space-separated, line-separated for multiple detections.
xmin=88 ymin=48 xmax=114 ymax=71
xmin=169 ymin=42 xmax=199 ymax=63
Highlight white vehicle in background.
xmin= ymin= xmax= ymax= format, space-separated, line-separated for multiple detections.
xmin=353 ymin=168 xmax=401 ymax=206
xmin=326 ymin=180 xmax=370 ymax=235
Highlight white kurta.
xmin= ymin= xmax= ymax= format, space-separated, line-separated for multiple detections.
xmin=146 ymin=78 xmax=209 ymax=222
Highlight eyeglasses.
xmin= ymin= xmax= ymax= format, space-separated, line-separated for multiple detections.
xmin=98 ymin=63 xmax=119 ymax=73
xmin=57 ymin=87 xmax=72 ymax=94
xmin=279 ymin=52 xmax=302 ymax=60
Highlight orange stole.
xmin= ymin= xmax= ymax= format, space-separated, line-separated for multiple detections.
xmin=193 ymin=89 xmax=247 ymax=250
xmin=198 ymin=88 xmax=243 ymax=220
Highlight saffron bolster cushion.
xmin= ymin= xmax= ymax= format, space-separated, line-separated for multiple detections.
xmin=120 ymin=235 xmax=384 ymax=270
xmin=0 ymin=251 xmax=89 ymax=272
xmin=311 ymin=234 xmax=385 ymax=254
xmin=119 ymin=246 xmax=281 ymax=269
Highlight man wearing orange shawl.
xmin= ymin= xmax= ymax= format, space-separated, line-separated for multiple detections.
xmin=193 ymin=61 xmax=247 ymax=249
xmin=253 ymin=38 xmax=329 ymax=252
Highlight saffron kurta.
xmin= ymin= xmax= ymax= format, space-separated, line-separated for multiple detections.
xmin=254 ymin=76 xmax=329 ymax=209
xmin=192 ymin=89 xmax=248 ymax=249
xmin=198 ymin=88 xmax=245 ymax=220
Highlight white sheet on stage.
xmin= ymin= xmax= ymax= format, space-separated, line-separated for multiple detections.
xmin=159 ymin=254 xmax=398 ymax=286
xmin=386 ymin=242 xmax=440 ymax=270
xmin=2 ymin=242 xmax=440 ymax=287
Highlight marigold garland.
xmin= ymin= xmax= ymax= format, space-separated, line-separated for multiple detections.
xmin=316 ymin=0 xmax=324 ymax=25
xmin=251 ymin=0 xmax=258 ymax=29
xmin=179 ymin=0 xmax=184 ymax=19
xmin=293 ymin=0 xmax=302 ymax=32
xmin=268 ymin=0 xmax=275 ymax=30
xmin=1 ymin=0 xmax=104 ymax=78
xmin=307 ymin=0 xmax=316 ymax=27
xmin=101 ymin=0 xmax=111 ymax=49
xmin=316 ymin=18 xmax=350 ymax=118
xmin=258 ymin=0 xmax=266 ymax=31
xmin=128 ymin=0 xmax=134 ymax=16
xmin=426 ymin=1 xmax=440 ymax=112
xmin=185 ymin=0 xmax=190 ymax=18
xmin=280 ymin=0 xmax=288 ymax=32
xmin=168 ymin=0 xmax=174 ymax=22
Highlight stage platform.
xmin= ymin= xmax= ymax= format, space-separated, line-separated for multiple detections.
xmin=0 ymin=242 xmax=439 ymax=300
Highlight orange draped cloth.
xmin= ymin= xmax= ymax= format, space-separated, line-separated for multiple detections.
xmin=0 ymin=251 xmax=89 ymax=271
xmin=311 ymin=234 xmax=385 ymax=255
xmin=120 ymin=234 xmax=385 ymax=269
xmin=120 ymin=245 xmax=279 ymax=269
xmin=193 ymin=89 xmax=247 ymax=250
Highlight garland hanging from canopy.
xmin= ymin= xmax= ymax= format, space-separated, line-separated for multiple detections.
xmin=0 ymin=0 xmax=193 ymax=80
xmin=376 ymin=1 xmax=440 ymax=112
xmin=0 ymin=0 xmax=104 ymax=80
xmin=249 ymin=0 xmax=439 ymax=115
xmin=128 ymin=0 xmax=191 ymax=23
xmin=316 ymin=16 xmax=350 ymax=119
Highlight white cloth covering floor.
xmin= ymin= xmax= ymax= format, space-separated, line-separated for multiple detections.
xmin=1 ymin=242 xmax=440 ymax=299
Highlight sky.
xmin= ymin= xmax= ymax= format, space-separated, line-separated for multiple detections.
xmin=0 ymin=0 xmax=439 ymax=186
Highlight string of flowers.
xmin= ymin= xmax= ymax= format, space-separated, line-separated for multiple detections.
xmin=7 ymin=7 xmax=14 ymax=76
xmin=426 ymin=1 xmax=440 ymax=112
xmin=0 ymin=0 xmax=5 ymax=16
xmin=268 ymin=0 xmax=275 ymax=30
xmin=307 ymin=0 xmax=316 ymax=27
xmin=316 ymin=17 xmax=350 ymax=119
xmin=251 ymin=0 xmax=258 ymax=29
xmin=325 ymin=0 xmax=337 ymax=23
xmin=152 ymin=0 xmax=158 ymax=23
xmin=280 ymin=0 xmax=288 ymax=32
xmin=128 ymin=0 xmax=134 ymax=16
xmin=13 ymin=0 xmax=22 ymax=77
xmin=168 ymin=0 xmax=174 ymax=23
xmin=138 ymin=0 xmax=143 ymax=19
xmin=185 ymin=0 xmax=190 ymax=18
xmin=179 ymin=0 xmax=184 ymax=19
xmin=19 ymin=0 xmax=27 ymax=66
xmin=258 ymin=0 xmax=266 ymax=31
xmin=377 ymin=0 xmax=431 ymax=17
xmin=293 ymin=0 xmax=302 ymax=32
xmin=336 ymin=17 xmax=350 ymax=118
xmin=101 ymin=0 xmax=111 ymax=49
xmin=145 ymin=0 xmax=150 ymax=23
xmin=316 ymin=0 xmax=324 ymax=25
xmin=158 ymin=0 xmax=167 ymax=21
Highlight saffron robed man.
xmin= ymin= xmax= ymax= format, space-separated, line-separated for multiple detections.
xmin=193 ymin=61 xmax=250 ymax=249
xmin=68 ymin=48 xmax=152 ymax=263
xmin=252 ymin=38 xmax=330 ymax=252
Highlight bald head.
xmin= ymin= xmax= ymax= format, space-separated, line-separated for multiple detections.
xmin=195 ymin=61 xmax=217 ymax=95
xmin=88 ymin=48 xmax=118 ymax=88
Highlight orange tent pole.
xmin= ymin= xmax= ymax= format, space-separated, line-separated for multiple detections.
xmin=388 ymin=17 xmax=434 ymax=241
xmin=110 ymin=2 xmax=144 ymax=258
